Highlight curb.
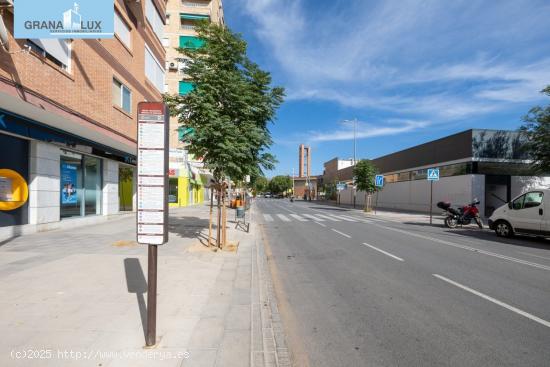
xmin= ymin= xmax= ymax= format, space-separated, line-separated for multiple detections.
xmin=251 ymin=205 xmax=292 ymax=367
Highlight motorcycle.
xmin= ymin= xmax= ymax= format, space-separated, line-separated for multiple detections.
xmin=437 ymin=199 xmax=483 ymax=229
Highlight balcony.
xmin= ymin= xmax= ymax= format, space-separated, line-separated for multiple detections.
xmin=180 ymin=13 xmax=210 ymax=30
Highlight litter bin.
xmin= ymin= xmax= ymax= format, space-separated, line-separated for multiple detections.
xmin=236 ymin=206 xmax=245 ymax=219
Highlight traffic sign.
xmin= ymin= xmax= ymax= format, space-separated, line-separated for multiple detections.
xmin=427 ymin=168 xmax=440 ymax=181
xmin=375 ymin=175 xmax=384 ymax=187
xmin=336 ymin=183 xmax=346 ymax=191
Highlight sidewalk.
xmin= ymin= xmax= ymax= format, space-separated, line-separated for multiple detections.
xmin=312 ymin=200 xmax=444 ymax=225
xmin=0 ymin=203 xmax=290 ymax=367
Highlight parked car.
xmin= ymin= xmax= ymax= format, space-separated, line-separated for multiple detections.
xmin=264 ymin=193 xmax=272 ymax=198
xmin=488 ymin=189 xmax=550 ymax=238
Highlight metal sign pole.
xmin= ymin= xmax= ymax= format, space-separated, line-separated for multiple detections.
xmin=146 ymin=244 xmax=158 ymax=346
xmin=136 ymin=102 xmax=169 ymax=347
xmin=430 ymin=180 xmax=433 ymax=225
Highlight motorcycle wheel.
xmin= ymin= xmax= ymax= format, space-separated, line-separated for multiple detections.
xmin=474 ymin=216 xmax=483 ymax=229
xmin=444 ymin=216 xmax=458 ymax=228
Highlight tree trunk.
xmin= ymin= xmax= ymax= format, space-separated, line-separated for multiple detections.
xmin=364 ymin=191 xmax=368 ymax=211
xmin=216 ymin=188 xmax=222 ymax=248
xmin=222 ymin=190 xmax=227 ymax=247
xmin=208 ymin=189 xmax=214 ymax=247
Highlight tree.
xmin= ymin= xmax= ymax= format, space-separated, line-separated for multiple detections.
xmin=353 ymin=159 xmax=378 ymax=211
xmin=269 ymin=175 xmax=292 ymax=195
xmin=520 ymin=85 xmax=550 ymax=173
xmin=252 ymin=176 xmax=269 ymax=194
xmin=165 ymin=22 xmax=284 ymax=246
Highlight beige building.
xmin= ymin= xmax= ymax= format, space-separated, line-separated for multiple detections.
xmin=0 ymin=0 xmax=166 ymax=239
xmin=163 ymin=0 xmax=224 ymax=207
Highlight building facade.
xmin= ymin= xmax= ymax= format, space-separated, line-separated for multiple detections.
xmin=0 ymin=0 xmax=166 ymax=239
xmin=327 ymin=130 xmax=550 ymax=217
xmin=163 ymin=0 xmax=223 ymax=207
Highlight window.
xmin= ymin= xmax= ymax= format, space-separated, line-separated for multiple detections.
xmin=162 ymin=37 xmax=170 ymax=47
xmin=60 ymin=153 xmax=102 ymax=218
xmin=146 ymin=0 xmax=164 ymax=41
xmin=512 ymin=194 xmax=526 ymax=210
xmin=179 ymin=81 xmax=194 ymax=95
xmin=27 ymin=39 xmax=71 ymax=71
xmin=145 ymin=46 xmax=165 ymax=92
xmin=182 ymin=1 xmax=210 ymax=7
xmin=112 ymin=78 xmax=132 ymax=113
xmin=524 ymin=192 xmax=543 ymax=209
xmin=114 ymin=11 xmax=131 ymax=49
xmin=180 ymin=13 xmax=210 ymax=30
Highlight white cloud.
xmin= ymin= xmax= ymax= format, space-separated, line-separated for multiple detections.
xmin=308 ymin=119 xmax=429 ymax=143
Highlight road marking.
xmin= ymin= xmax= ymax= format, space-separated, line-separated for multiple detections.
xmin=363 ymin=243 xmax=404 ymax=261
xmin=315 ymin=214 xmax=340 ymax=221
xmin=302 ymin=214 xmax=325 ymax=221
xmin=376 ymin=224 xmax=550 ymax=272
xmin=337 ymin=215 xmax=358 ymax=222
xmin=290 ymin=214 xmax=308 ymax=222
xmin=314 ymin=221 xmax=327 ymax=227
xmin=331 ymin=229 xmax=351 ymax=238
xmin=276 ymin=214 xmax=291 ymax=222
xmin=433 ymin=274 xmax=550 ymax=328
xmin=516 ymin=251 xmax=550 ymax=261
xmin=329 ymin=215 xmax=356 ymax=222
xmin=263 ymin=214 xmax=273 ymax=222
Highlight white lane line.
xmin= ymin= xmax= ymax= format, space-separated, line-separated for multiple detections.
xmin=315 ymin=214 xmax=340 ymax=221
xmin=433 ymin=274 xmax=550 ymax=329
xmin=376 ymin=224 xmax=550 ymax=272
xmin=516 ymin=251 xmax=550 ymax=261
xmin=314 ymin=221 xmax=327 ymax=228
xmin=290 ymin=214 xmax=308 ymax=222
xmin=276 ymin=214 xmax=291 ymax=222
xmin=363 ymin=243 xmax=404 ymax=261
xmin=263 ymin=214 xmax=273 ymax=222
xmin=302 ymin=214 xmax=325 ymax=221
xmin=337 ymin=215 xmax=358 ymax=222
xmin=331 ymin=228 xmax=351 ymax=238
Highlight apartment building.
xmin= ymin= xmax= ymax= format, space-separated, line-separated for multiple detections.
xmin=163 ymin=0 xmax=223 ymax=207
xmin=0 ymin=0 xmax=166 ymax=239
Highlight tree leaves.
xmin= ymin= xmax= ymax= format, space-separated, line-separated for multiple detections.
xmin=353 ymin=160 xmax=378 ymax=193
xmin=520 ymin=85 xmax=550 ymax=174
xmin=165 ymin=22 xmax=284 ymax=183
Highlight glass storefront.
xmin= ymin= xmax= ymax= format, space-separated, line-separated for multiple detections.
xmin=169 ymin=178 xmax=178 ymax=203
xmin=60 ymin=151 xmax=102 ymax=218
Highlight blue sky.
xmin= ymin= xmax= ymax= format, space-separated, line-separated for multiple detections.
xmin=225 ymin=0 xmax=550 ymax=177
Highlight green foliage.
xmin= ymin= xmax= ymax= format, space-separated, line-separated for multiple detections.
xmin=520 ymin=86 xmax=550 ymax=173
xmin=268 ymin=175 xmax=293 ymax=194
xmin=354 ymin=159 xmax=378 ymax=193
xmin=165 ymin=22 xmax=285 ymax=183
xmin=252 ymin=176 xmax=269 ymax=193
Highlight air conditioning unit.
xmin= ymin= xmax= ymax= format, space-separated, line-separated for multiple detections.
xmin=167 ymin=61 xmax=178 ymax=70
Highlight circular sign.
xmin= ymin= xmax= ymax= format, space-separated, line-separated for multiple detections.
xmin=0 ymin=169 xmax=29 ymax=211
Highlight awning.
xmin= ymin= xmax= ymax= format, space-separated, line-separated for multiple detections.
xmin=179 ymin=36 xmax=205 ymax=49
xmin=180 ymin=13 xmax=210 ymax=21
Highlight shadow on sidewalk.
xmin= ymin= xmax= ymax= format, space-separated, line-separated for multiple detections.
xmin=124 ymin=258 xmax=148 ymax=342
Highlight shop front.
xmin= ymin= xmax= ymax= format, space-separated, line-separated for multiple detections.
xmin=0 ymin=109 xmax=137 ymax=240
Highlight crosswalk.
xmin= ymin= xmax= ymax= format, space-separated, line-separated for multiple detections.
xmin=262 ymin=212 xmax=367 ymax=224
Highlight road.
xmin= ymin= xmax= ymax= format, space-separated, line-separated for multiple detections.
xmin=255 ymin=198 xmax=550 ymax=367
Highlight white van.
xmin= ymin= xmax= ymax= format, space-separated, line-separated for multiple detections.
xmin=488 ymin=189 xmax=550 ymax=238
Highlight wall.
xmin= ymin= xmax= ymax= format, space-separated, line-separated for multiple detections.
xmin=338 ymin=175 xmax=478 ymax=214
xmin=29 ymin=141 xmax=60 ymax=224
xmin=102 ymin=160 xmax=120 ymax=215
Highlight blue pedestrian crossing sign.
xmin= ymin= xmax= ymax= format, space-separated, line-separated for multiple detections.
xmin=375 ymin=175 xmax=384 ymax=187
xmin=427 ymin=168 xmax=440 ymax=181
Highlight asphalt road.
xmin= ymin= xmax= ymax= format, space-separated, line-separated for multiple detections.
xmin=255 ymin=198 xmax=550 ymax=367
